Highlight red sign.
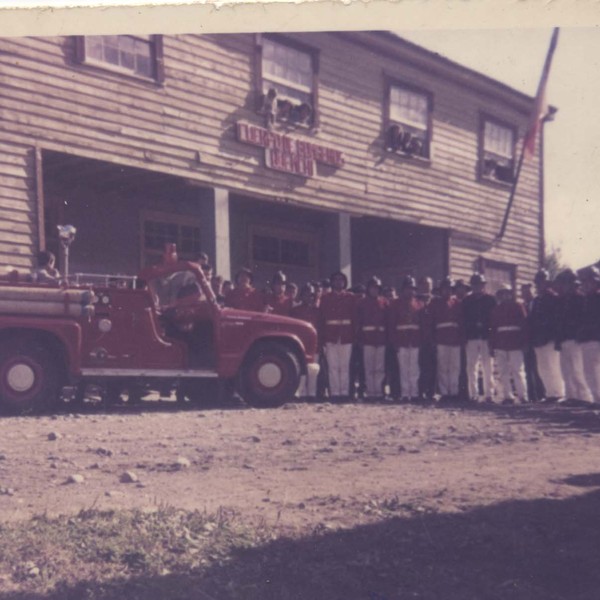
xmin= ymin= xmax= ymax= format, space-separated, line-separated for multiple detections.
xmin=236 ymin=122 xmax=344 ymax=177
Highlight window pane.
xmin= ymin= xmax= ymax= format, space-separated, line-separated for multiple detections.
xmin=390 ymin=86 xmax=428 ymax=129
xmin=253 ymin=235 xmax=280 ymax=263
xmin=262 ymin=38 xmax=313 ymax=94
xmin=281 ymin=239 xmax=310 ymax=267
xmin=484 ymin=121 xmax=514 ymax=158
xmin=84 ymin=35 xmax=155 ymax=79
xmin=86 ymin=36 xmax=104 ymax=60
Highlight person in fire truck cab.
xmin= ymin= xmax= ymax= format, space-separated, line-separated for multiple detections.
xmin=224 ymin=268 xmax=266 ymax=312
xmin=490 ymin=284 xmax=529 ymax=405
xmin=264 ymin=271 xmax=293 ymax=316
xmin=32 ymin=250 xmax=61 ymax=285
xmin=318 ymin=271 xmax=357 ymax=401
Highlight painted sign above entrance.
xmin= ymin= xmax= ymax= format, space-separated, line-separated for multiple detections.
xmin=236 ymin=122 xmax=344 ymax=178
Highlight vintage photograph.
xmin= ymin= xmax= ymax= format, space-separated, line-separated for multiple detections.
xmin=0 ymin=7 xmax=599 ymax=599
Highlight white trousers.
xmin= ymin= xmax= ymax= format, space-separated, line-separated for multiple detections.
xmin=581 ymin=341 xmax=600 ymax=403
xmin=397 ymin=347 xmax=420 ymax=398
xmin=324 ymin=342 xmax=353 ymax=397
xmin=297 ymin=371 xmax=318 ymax=398
xmin=534 ymin=342 xmax=565 ymax=399
xmin=436 ymin=345 xmax=460 ymax=396
xmin=560 ymin=340 xmax=593 ymax=403
xmin=363 ymin=345 xmax=386 ymax=397
xmin=495 ymin=349 xmax=528 ymax=401
xmin=466 ymin=339 xmax=493 ymax=398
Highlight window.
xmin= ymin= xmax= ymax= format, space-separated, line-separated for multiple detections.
xmin=250 ymin=224 xmax=316 ymax=269
xmin=480 ymin=117 xmax=516 ymax=184
xmin=140 ymin=211 xmax=201 ymax=267
xmin=75 ymin=35 xmax=164 ymax=82
xmin=478 ymin=258 xmax=516 ymax=296
xmin=385 ymin=82 xmax=432 ymax=159
xmin=257 ymin=36 xmax=318 ymax=127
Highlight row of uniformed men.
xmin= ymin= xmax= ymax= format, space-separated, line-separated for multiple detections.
xmin=223 ymin=266 xmax=600 ymax=404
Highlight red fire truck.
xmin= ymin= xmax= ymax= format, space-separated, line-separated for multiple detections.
xmin=0 ymin=244 xmax=318 ymax=414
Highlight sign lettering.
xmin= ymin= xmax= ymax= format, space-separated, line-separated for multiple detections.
xmin=236 ymin=122 xmax=344 ymax=178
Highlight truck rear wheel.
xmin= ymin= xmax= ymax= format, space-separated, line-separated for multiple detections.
xmin=0 ymin=340 xmax=61 ymax=414
xmin=240 ymin=342 xmax=300 ymax=408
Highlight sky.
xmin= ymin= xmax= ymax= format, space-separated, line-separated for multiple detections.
xmin=397 ymin=27 xmax=600 ymax=270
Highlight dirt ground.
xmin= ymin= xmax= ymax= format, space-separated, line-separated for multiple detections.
xmin=1 ymin=398 xmax=600 ymax=599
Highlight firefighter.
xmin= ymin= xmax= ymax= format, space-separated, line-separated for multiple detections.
xmin=224 ymin=268 xmax=266 ymax=312
xmin=555 ymin=269 xmax=594 ymax=404
xmin=318 ymin=271 xmax=357 ymax=401
xmin=416 ymin=276 xmax=436 ymax=401
xmin=349 ymin=284 xmax=367 ymax=399
xmin=388 ymin=276 xmax=423 ymax=402
xmin=461 ymin=272 xmax=496 ymax=402
xmin=578 ymin=267 xmax=600 ymax=403
xmin=357 ymin=276 xmax=388 ymax=401
xmin=291 ymin=283 xmax=320 ymax=401
xmin=529 ymin=269 xmax=565 ymax=401
xmin=264 ymin=270 xmax=293 ymax=316
xmin=431 ymin=277 xmax=463 ymax=401
xmin=490 ymin=284 xmax=528 ymax=404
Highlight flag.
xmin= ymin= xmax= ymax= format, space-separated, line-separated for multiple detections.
xmin=523 ymin=28 xmax=559 ymax=159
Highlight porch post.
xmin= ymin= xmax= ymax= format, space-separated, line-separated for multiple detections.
xmin=339 ymin=212 xmax=352 ymax=285
xmin=213 ymin=188 xmax=231 ymax=281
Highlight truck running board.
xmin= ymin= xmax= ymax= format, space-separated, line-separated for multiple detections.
xmin=80 ymin=368 xmax=219 ymax=378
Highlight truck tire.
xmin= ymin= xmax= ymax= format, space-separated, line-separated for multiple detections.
xmin=240 ymin=342 xmax=300 ymax=408
xmin=0 ymin=339 xmax=61 ymax=414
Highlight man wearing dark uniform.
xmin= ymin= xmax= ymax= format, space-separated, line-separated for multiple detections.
xmin=578 ymin=267 xmax=600 ymax=403
xmin=417 ymin=276 xmax=436 ymax=401
xmin=529 ymin=269 xmax=565 ymax=401
xmin=555 ymin=269 xmax=593 ymax=404
xmin=461 ymin=273 xmax=496 ymax=402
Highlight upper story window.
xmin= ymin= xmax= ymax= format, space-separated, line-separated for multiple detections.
xmin=385 ymin=81 xmax=432 ymax=159
xmin=75 ymin=35 xmax=164 ymax=83
xmin=256 ymin=36 xmax=318 ymax=128
xmin=480 ymin=117 xmax=516 ymax=184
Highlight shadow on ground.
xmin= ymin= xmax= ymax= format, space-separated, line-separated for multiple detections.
xmin=3 ymin=483 xmax=600 ymax=600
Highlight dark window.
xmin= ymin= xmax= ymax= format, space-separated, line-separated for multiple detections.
xmin=252 ymin=232 xmax=312 ymax=268
xmin=257 ymin=36 xmax=318 ymax=128
xmin=253 ymin=234 xmax=280 ymax=264
xmin=480 ymin=117 xmax=516 ymax=184
xmin=385 ymin=81 xmax=432 ymax=159
xmin=75 ymin=35 xmax=164 ymax=82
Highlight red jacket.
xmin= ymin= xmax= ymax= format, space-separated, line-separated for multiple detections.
xmin=318 ymin=291 xmax=357 ymax=345
xmin=430 ymin=296 xmax=463 ymax=346
xmin=387 ymin=297 xmax=423 ymax=349
xmin=264 ymin=291 xmax=293 ymax=317
xmin=490 ymin=301 xmax=528 ymax=351
xmin=357 ymin=296 xmax=388 ymax=346
xmin=224 ymin=286 xmax=265 ymax=312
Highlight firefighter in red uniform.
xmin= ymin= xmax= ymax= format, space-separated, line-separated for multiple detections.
xmin=388 ymin=276 xmax=423 ymax=402
xmin=291 ymin=283 xmax=320 ymax=401
xmin=224 ymin=268 xmax=266 ymax=312
xmin=490 ymin=284 xmax=528 ymax=404
xmin=357 ymin=277 xmax=388 ymax=401
xmin=318 ymin=271 xmax=357 ymax=401
xmin=264 ymin=270 xmax=293 ymax=316
xmin=431 ymin=277 xmax=464 ymax=401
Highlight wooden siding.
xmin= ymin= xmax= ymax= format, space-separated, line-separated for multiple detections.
xmin=0 ymin=32 xmax=542 ymax=282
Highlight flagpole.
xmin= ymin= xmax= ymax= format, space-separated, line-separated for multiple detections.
xmin=495 ymin=27 xmax=559 ymax=241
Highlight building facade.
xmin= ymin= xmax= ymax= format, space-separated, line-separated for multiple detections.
xmin=0 ymin=32 xmax=547 ymax=290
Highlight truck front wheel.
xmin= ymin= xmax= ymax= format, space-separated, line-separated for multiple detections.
xmin=0 ymin=340 xmax=61 ymax=414
xmin=240 ymin=343 xmax=300 ymax=408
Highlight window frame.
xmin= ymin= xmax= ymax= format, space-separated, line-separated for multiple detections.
xmin=384 ymin=76 xmax=434 ymax=161
xmin=139 ymin=210 xmax=202 ymax=268
xmin=75 ymin=35 xmax=165 ymax=84
xmin=255 ymin=33 xmax=320 ymax=128
xmin=477 ymin=257 xmax=517 ymax=296
xmin=248 ymin=223 xmax=319 ymax=272
xmin=478 ymin=113 xmax=518 ymax=186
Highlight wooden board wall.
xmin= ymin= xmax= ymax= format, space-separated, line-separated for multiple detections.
xmin=0 ymin=33 xmax=542 ymax=282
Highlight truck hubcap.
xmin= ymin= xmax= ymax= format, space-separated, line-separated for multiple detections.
xmin=257 ymin=362 xmax=283 ymax=389
xmin=6 ymin=363 xmax=36 ymax=393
